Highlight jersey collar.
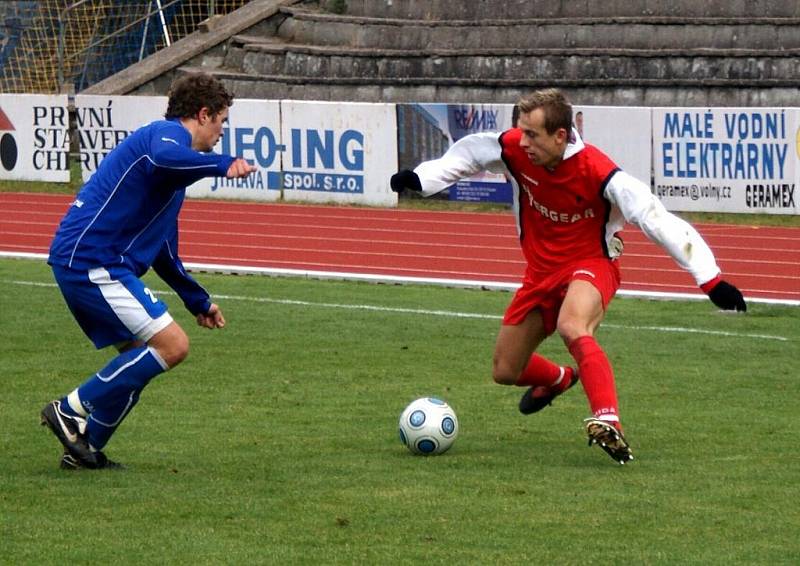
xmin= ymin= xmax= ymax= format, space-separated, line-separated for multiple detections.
xmin=562 ymin=128 xmax=585 ymax=161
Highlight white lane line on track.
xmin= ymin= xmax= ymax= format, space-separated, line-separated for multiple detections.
xmin=182 ymin=246 xmax=525 ymax=264
xmin=3 ymin=276 xmax=791 ymax=341
xmin=180 ymin=231 xmax=519 ymax=249
xmin=2 ymin=227 xmax=798 ymax=264
xmin=6 ymin=214 xmax=498 ymax=230
xmin=1 ymin=250 xmax=799 ymax=301
xmin=3 ymin=194 xmax=799 ymax=226
xmin=2 ymin=251 xmax=799 ymax=301
xmin=621 ymin=267 xmax=798 ymax=280
xmin=0 ymin=232 xmax=522 ymax=255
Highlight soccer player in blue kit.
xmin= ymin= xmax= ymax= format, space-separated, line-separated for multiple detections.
xmin=42 ymin=73 xmax=256 ymax=469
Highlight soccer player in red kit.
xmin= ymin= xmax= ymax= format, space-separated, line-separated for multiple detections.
xmin=390 ymin=89 xmax=746 ymax=465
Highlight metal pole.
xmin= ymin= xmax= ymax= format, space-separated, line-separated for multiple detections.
xmin=139 ymin=0 xmax=153 ymax=61
xmin=155 ymin=0 xmax=171 ymax=47
xmin=57 ymin=7 xmax=67 ymax=90
xmin=58 ymin=0 xmax=91 ymax=93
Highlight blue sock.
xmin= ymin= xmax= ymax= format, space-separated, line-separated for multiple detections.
xmin=75 ymin=346 xmax=167 ymax=414
xmin=58 ymin=397 xmax=84 ymax=418
xmin=87 ymin=389 xmax=141 ymax=450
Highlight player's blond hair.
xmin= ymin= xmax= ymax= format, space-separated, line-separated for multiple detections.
xmin=517 ymin=88 xmax=572 ymax=134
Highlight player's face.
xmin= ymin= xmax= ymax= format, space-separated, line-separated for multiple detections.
xmin=193 ymin=107 xmax=229 ymax=152
xmin=517 ymin=108 xmax=567 ymax=169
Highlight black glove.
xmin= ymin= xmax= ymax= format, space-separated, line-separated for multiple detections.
xmin=390 ymin=169 xmax=422 ymax=193
xmin=705 ymin=279 xmax=747 ymax=312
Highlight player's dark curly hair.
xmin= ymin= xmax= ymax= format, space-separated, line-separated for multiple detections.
xmin=517 ymin=88 xmax=572 ymax=134
xmin=164 ymin=73 xmax=234 ymax=119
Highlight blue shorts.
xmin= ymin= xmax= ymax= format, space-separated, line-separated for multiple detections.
xmin=52 ymin=265 xmax=173 ymax=349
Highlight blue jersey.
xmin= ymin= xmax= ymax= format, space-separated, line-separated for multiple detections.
xmin=49 ymin=118 xmax=234 ymax=314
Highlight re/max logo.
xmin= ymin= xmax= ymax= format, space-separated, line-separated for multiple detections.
xmin=452 ymin=107 xmax=499 ymax=130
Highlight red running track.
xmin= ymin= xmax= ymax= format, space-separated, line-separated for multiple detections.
xmin=1 ymin=192 xmax=798 ymax=304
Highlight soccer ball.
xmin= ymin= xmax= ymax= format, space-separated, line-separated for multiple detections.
xmin=398 ymin=397 xmax=459 ymax=455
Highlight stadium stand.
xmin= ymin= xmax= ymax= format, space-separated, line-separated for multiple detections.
xmin=2 ymin=1 xmax=799 ymax=106
xmin=79 ymin=0 xmax=800 ymax=106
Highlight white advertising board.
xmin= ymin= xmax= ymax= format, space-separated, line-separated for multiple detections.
xmin=653 ymin=108 xmax=799 ymax=214
xmin=187 ymin=99 xmax=281 ymax=202
xmin=573 ymin=105 xmax=652 ymax=186
xmin=75 ymin=95 xmax=167 ymax=182
xmin=279 ymin=101 xmax=398 ymax=207
xmin=0 ymin=94 xmax=69 ymax=182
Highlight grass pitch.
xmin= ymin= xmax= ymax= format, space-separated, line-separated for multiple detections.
xmin=1 ymin=257 xmax=798 ymax=564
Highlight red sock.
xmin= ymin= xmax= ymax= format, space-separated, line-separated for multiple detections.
xmin=515 ymin=354 xmax=574 ymax=393
xmin=567 ymin=336 xmax=620 ymax=425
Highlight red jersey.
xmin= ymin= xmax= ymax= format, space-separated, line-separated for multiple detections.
xmin=414 ymin=129 xmax=721 ymax=288
xmin=498 ymin=128 xmax=619 ymax=279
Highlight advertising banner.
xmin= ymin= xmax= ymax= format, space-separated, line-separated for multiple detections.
xmin=396 ymin=103 xmax=651 ymax=204
xmin=76 ymin=96 xmax=282 ymax=202
xmin=397 ymin=103 xmax=515 ymax=204
xmin=573 ymin=105 xmax=652 ymax=186
xmin=0 ymin=94 xmax=69 ymax=182
xmin=75 ymin=95 xmax=167 ymax=182
xmin=279 ymin=101 xmax=398 ymax=207
xmin=187 ymin=99 xmax=281 ymax=202
xmin=653 ymin=108 xmax=799 ymax=214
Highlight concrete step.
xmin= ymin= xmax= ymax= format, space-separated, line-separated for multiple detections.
xmin=178 ymin=65 xmax=800 ymax=106
xmin=327 ymin=0 xmax=800 ymax=19
xmin=225 ymin=39 xmax=800 ymax=82
xmin=165 ymin=0 xmax=800 ymax=108
xmin=278 ymin=6 xmax=800 ymax=50
xmin=231 ymin=34 xmax=800 ymax=57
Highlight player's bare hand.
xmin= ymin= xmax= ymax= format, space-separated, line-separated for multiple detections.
xmin=226 ymin=158 xmax=257 ymax=179
xmin=196 ymin=303 xmax=226 ymax=329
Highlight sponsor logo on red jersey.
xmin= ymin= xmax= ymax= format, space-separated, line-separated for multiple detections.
xmin=531 ymin=196 xmax=596 ymax=223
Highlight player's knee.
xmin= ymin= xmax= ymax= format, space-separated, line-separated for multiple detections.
xmin=556 ymin=318 xmax=586 ymax=346
xmin=165 ymin=334 xmax=190 ymax=367
xmin=150 ymin=325 xmax=190 ymax=368
xmin=492 ymin=358 xmax=518 ymax=385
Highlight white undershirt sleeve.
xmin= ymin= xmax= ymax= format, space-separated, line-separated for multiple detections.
xmin=413 ymin=132 xmax=507 ymax=197
xmin=605 ymin=170 xmax=721 ymax=286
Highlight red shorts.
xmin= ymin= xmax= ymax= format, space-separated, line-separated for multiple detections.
xmin=503 ymin=258 xmax=621 ymax=335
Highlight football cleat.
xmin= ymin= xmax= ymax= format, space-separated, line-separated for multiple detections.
xmin=40 ymin=400 xmax=102 ymax=469
xmin=60 ymin=451 xmax=124 ymax=471
xmin=584 ymin=418 xmax=634 ymax=465
xmin=519 ymin=368 xmax=579 ymax=415
xmin=60 ymin=452 xmax=82 ymax=470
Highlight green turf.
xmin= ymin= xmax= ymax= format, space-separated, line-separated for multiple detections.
xmin=1 ymin=257 xmax=798 ymax=564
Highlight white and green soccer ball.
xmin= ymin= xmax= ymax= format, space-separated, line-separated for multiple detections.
xmin=398 ymin=397 xmax=459 ymax=455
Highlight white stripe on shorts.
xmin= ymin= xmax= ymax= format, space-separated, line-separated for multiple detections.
xmin=88 ymin=267 xmax=173 ymax=342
